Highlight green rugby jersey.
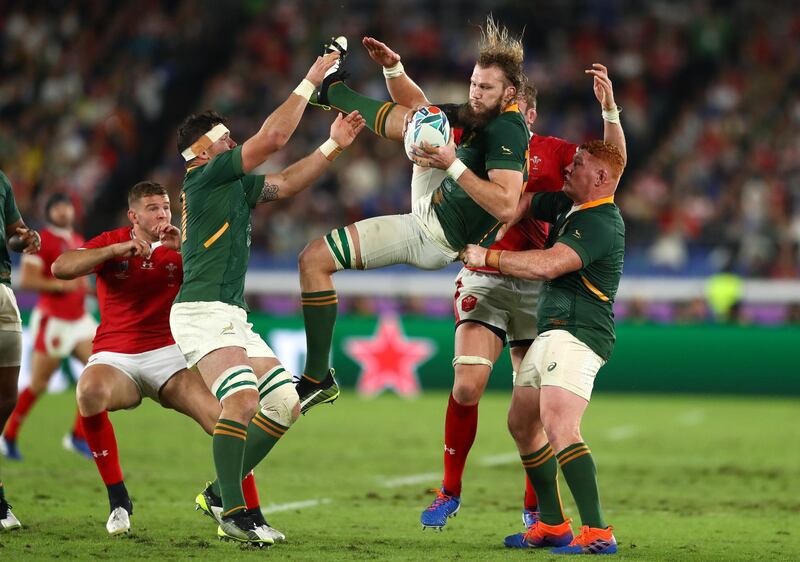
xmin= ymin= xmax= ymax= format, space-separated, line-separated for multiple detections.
xmin=0 ymin=171 xmax=22 ymax=287
xmin=175 ymin=146 xmax=264 ymax=310
xmin=432 ymin=105 xmax=529 ymax=250
xmin=532 ymin=191 xmax=625 ymax=360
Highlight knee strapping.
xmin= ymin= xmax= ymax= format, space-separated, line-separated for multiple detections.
xmin=452 ymin=355 xmax=494 ymax=370
xmin=257 ymin=366 xmax=299 ymax=427
xmin=212 ymin=365 xmax=258 ymax=402
xmin=325 ymin=227 xmax=357 ymax=271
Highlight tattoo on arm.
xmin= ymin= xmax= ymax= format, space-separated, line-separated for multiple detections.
xmin=258 ymin=180 xmax=280 ymax=203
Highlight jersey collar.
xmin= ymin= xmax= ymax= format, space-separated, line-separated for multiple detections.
xmin=566 ymin=195 xmax=615 ymax=218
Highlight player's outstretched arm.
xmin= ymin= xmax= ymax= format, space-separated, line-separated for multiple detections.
xmin=255 ymin=111 xmax=366 ymax=204
xmin=363 ymin=37 xmax=429 ymax=108
xmin=52 ymin=240 xmax=151 ymax=280
xmin=240 ymin=52 xmax=340 ymax=173
xmin=462 ymin=243 xmax=583 ymax=281
xmin=586 ymin=63 xmax=627 ymax=164
xmin=412 ymin=138 xmax=523 ymax=223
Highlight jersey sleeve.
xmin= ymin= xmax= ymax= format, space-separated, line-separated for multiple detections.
xmin=196 ymin=145 xmax=245 ymax=186
xmin=1 ymin=172 xmax=21 ymax=226
xmin=531 ymin=192 xmax=572 ymax=224
xmin=484 ymin=114 xmax=529 ymax=172
xmin=81 ymin=231 xmax=114 ymax=273
xmin=242 ymin=174 xmax=264 ymax=209
xmin=555 ymin=212 xmax=614 ymax=267
xmin=549 ymin=137 xmax=579 ymax=168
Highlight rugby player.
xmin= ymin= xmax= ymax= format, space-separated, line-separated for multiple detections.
xmin=462 ymin=140 xmax=626 ymax=554
xmin=361 ymin=36 xmax=627 ymax=529
xmin=1 ymin=193 xmax=95 ymax=460
xmin=0 ymin=169 xmax=41 ymax=531
xmin=52 ymin=182 xmax=273 ymax=539
xmin=169 ymin=51 xmax=365 ymax=544
xmin=297 ymin=18 xmax=530 ymax=419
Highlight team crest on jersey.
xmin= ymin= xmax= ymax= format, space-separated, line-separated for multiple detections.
xmin=115 ymin=260 xmax=129 ymax=279
xmin=165 ymin=262 xmax=178 ymax=286
xmin=461 ymin=295 xmax=478 ymax=312
xmin=530 ymin=154 xmax=542 ymax=172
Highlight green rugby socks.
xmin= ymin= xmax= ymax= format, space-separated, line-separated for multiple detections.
xmin=212 ymin=419 xmax=247 ymax=516
xmin=327 ymin=82 xmax=396 ymax=137
xmin=557 ymin=442 xmax=607 ymax=529
xmin=301 ymin=290 xmax=338 ymax=383
xmin=521 ymin=444 xmax=566 ymax=525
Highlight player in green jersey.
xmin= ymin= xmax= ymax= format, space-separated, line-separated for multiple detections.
xmin=462 ymin=140 xmax=626 ymax=555
xmin=0 ymin=170 xmax=41 ymax=531
xmin=169 ymin=51 xmax=365 ymax=545
xmin=296 ymin=18 xmax=529 ymax=412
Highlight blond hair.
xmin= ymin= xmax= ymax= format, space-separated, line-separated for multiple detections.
xmin=580 ymin=140 xmax=626 ymax=180
xmin=477 ymin=15 xmax=525 ymax=92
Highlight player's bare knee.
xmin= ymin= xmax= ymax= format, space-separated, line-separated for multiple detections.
xmin=77 ymin=379 xmax=111 ymax=416
xmin=299 ymin=239 xmax=329 ymax=276
xmin=452 ymin=382 xmax=482 ymax=406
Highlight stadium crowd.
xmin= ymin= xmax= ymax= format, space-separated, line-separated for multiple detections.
xmin=1 ymin=0 xmax=799 ymax=279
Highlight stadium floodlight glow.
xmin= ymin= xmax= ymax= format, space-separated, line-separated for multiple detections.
xmin=181 ymin=123 xmax=230 ymax=161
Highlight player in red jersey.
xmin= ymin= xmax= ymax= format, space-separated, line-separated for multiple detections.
xmin=1 ymin=193 xmax=95 ymax=461
xmin=360 ymin=38 xmax=626 ymax=535
xmin=51 ymin=182 xmax=275 ymax=539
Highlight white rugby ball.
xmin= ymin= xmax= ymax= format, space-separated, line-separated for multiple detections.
xmin=404 ymin=106 xmax=451 ymax=162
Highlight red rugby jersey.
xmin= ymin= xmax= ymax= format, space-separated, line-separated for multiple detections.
xmin=83 ymin=227 xmax=182 ymax=354
xmin=33 ymin=227 xmax=87 ymax=320
xmin=471 ymin=134 xmax=578 ymax=273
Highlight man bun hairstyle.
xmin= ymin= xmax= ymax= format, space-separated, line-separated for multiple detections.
xmin=177 ymin=110 xmax=228 ymax=154
xmin=477 ymin=15 xmax=525 ymax=95
xmin=128 ymin=180 xmax=168 ymax=207
xmin=580 ymin=140 xmax=626 ymax=180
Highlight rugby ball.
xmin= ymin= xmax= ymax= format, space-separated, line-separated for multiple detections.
xmin=404 ymin=106 xmax=450 ymax=162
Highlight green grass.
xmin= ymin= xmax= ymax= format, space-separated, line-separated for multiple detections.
xmin=1 ymin=391 xmax=799 ymax=560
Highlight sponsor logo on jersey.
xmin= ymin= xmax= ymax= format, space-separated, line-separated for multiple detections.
xmin=444 ymin=446 xmax=456 ymax=455
xmin=461 ymin=295 xmax=478 ymax=312
xmin=501 ymin=145 xmax=513 ymax=155
xmin=547 ymin=361 xmax=557 ymax=372
xmin=573 ymin=229 xmax=582 ymax=239
xmin=141 ymin=259 xmax=154 ymax=270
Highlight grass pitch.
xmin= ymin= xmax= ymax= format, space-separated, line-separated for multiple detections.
xmin=1 ymin=391 xmax=798 ymax=560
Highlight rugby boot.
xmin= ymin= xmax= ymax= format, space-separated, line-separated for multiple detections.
xmin=505 ymin=519 xmax=574 ymax=549
xmin=420 ymin=488 xmax=460 ymax=530
xmin=217 ymin=510 xmax=274 ymax=546
xmin=297 ymin=369 xmax=340 ymax=414
xmin=551 ymin=525 xmax=617 ymax=555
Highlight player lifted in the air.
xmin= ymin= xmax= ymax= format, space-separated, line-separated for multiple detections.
xmin=296 ymin=18 xmax=529 ymax=413
xmin=169 ymin=51 xmax=364 ymax=545
xmin=357 ymin=36 xmax=627 ymax=533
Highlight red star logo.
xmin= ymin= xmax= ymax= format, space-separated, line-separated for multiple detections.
xmin=345 ymin=315 xmax=434 ymax=397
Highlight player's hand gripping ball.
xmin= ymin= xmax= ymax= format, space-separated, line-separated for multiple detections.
xmin=7 ymin=234 xmax=28 ymax=253
xmin=404 ymin=106 xmax=451 ymax=162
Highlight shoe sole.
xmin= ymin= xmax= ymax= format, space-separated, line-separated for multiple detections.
xmin=107 ymin=526 xmax=130 ymax=536
xmin=421 ymin=505 xmax=459 ymax=530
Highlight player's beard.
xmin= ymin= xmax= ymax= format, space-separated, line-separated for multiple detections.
xmin=457 ymin=101 xmax=502 ymax=131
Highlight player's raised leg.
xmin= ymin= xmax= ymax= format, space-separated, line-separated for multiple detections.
xmin=313 ymin=36 xmax=408 ymax=141
xmin=76 ymin=364 xmax=142 ymax=535
xmin=421 ymin=322 xmax=501 ymax=529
